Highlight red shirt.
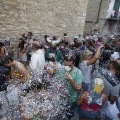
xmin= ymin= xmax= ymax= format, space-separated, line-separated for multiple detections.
xmin=80 ymin=102 xmax=100 ymax=112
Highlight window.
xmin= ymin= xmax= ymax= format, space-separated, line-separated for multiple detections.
xmin=113 ymin=0 xmax=120 ymax=10
xmin=113 ymin=0 xmax=120 ymax=18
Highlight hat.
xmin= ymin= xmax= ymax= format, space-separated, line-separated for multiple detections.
xmin=111 ymin=52 xmax=119 ymax=60
xmin=94 ymin=78 xmax=104 ymax=94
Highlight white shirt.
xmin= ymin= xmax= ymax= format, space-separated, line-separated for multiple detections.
xmin=30 ymin=49 xmax=45 ymax=75
xmin=106 ymin=101 xmax=119 ymax=120
xmin=79 ymin=60 xmax=92 ymax=83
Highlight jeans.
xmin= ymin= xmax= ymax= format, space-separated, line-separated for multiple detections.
xmin=66 ymin=102 xmax=77 ymax=120
xmin=79 ymin=107 xmax=98 ymax=120
xmin=26 ymin=52 xmax=31 ymax=62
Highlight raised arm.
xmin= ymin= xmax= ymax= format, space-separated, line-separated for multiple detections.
xmin=87 ymin=45 xmax=104 ymax=66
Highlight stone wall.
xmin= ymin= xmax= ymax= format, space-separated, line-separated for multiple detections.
xmin=0 ymin=0 xmax=88 ymax=40
xmin=98 ymin=0 xmax=111 ymax=31
xmin=84 ymin=0 xmax=110 ymax=34
xmin=84 ymin=0 xmax=101 ymax=34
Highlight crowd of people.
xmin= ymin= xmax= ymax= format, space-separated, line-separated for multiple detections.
xmin=0 ymin=30 xmax=120 ymax=120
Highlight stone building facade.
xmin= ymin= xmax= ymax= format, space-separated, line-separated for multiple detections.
xmin=0 ymin=0 xmax=88 ymax=40
xmin=1 ymin=0 xmax=118 ymax=41
xmin=84 ymin=0 xmax=110 ymax=34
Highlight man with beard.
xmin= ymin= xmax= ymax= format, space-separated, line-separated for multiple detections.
xmin=56 ymin=50 xmax=83 ymax=120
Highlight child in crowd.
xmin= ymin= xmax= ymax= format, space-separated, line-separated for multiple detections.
xmin=77 ymin=78 xmax=106 ymax=120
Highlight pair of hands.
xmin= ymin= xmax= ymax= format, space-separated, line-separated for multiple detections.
xmin=47 ymin=67 xmax=57 ymax=75
xmin=65 ymin=72 xmax=72 ymax=81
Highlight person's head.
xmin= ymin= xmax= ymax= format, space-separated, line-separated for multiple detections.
xmin=60 ymin=41 xmax=69 ymax=48
xmin=111 ymin=40 xmax=117 ymax=48
xmin=97 ymin=34 xmax=103 ymax=42
xmin=59 ymin=42 xmax=65 ymax=48
xmin=0 ymin=40 xmax=4 ymax=48
xmin=50 ymin=45 xmax=57 ymax=51
xmin=93 ymin=78 xmax=104 ymax=94
xmin=19 ymin=38 xmax=25 ymax=45
xmin=64 ymin=33 xmax=67 ymax=37
xmin=108 ymin=60 xmax=120 ymax=77
xmin=100 ymin=50 xmax=112 ymax=62
xmin=85 ymin=40 xmax=94 ymax=48
xmin=18 ymin=38 xmax=26 ymax=50
xmin=80 ymin=50 xmax=93 ymax=62
xmin=78 ymin=34 xmax=81 ymax=38
xmin=0 ymin=55 xmax=13 ymax=66
xmin=104 ymin=44 xmax=113 ymax=50
xmin=22 ymin=33 xmax=26 ymax=38
xmin=73 ymin=36 xmax=79 ymax=45
xmin=64 ymin=50 xmax=76 ymax=71
xmin=44 ymin=35 xmax=49 ymax=40
xmin=31 ymin=42 xmax=40 ymax=52
xmin=83 ymin=41 xmax=85 ymax=45
xmin=28 ymin=32 xmax=33 ymax=38
xmin=94 ymin=28 xmax=98 ymax=32
xmin=48 ymin=53 xmax=56 ymax=62
xmin=75 ymin=40 xmax=83 ymax=48
xmin=63 ymin=33 xmax=68 ymax=41
xmin=53 ymin=36 xmax=57 ymax=41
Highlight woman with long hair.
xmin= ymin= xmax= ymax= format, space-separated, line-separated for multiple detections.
xmin=85 ymin=40 xmax=95 ymax=53
xmin=79 ymin=46 xmax=103 ymax=88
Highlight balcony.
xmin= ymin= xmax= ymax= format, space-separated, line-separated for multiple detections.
xmin=107 ymin=10 xmax=120 ymax=21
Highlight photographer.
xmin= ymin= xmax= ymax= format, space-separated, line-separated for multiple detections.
xmin=99 ymin=44 xmax=114 ymax=69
